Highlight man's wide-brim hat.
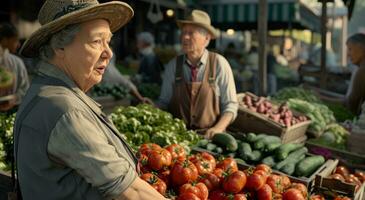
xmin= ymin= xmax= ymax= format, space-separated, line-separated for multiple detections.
xmin=20 ymin=0 xmax=134 ymax=58
xmin=177 ymin=9 xmax=219 ymax=39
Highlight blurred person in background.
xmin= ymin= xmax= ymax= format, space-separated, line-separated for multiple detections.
xmin=136 ymin=32 xmax=163 ymax=85
xmin=318 ymin=33 xmax=365 ymax=115
xmin=0 ymin=22 xmax=29 ymax=111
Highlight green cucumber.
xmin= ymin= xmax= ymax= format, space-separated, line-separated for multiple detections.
xmin=275 ymin=143 xmax=304 ymax=160
xmin=281 ymin=154 xmax=306 ymax=175
xmin=274 ymin=147 xmax=308 ymax=170
xmin=261 ymin=156 xmax=276 ymax=167
xmin=265 ymin=142 xmax=282 ymax=153
xmin=197 ymin=139 xmax=209 ymax=148
xmin=206 ymin=143 xmax=217 ymax=151
xmin=248 ymin=150 xmax=262 ymax=162
xmin=212 ymin=133 xmax=238 ymax=152
xmin=238 ymin=142 xmax=252 ymax=160
xmin=295 ymin=155 xmax=325 ymax=177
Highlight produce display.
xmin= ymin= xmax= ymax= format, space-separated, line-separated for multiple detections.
xmin=0 ymin=112 xmax=16 ymax=170
xmin=310 ymin=194 xmax=351 ymax=200
xmin=287 ymin=98 xmax=336 ymax=136
xmin=90 ymin=83 xmax=129 ymax=99
xmin=196 ymin=132 xmax=325 ymax=177
xmin=273 ymin=87 xmax=321 ymax=103
xmin=110 ymin=104 xmax=201 ymax=152
xmin=328 ymin=165 xmax=365 ymax=192
xmin=308 ymin=124 xmax=349 ymax=150
xmin=273 ymin=87 xmax=356 ymax=122
xmin=240 ymin=94 xmax=309 ymax=127
xmin=138 ymin=142 xmax=311 ymax=200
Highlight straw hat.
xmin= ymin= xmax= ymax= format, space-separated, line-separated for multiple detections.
xmin=20 ymin=0 xmax=134 ymax=58
xmin=177 ymin=10 xmax=219 ymax=39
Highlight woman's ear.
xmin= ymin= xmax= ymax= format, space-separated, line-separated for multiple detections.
xmin=54 ymin=48 xmax=65 ymax=59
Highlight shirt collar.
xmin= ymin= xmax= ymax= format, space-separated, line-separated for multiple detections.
xmin=37 ymin=61 xmax=103 ymax=110
xmin=185 ymin=49 xmax=209 ymax=67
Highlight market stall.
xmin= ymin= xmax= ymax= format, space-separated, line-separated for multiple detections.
xmin=1 ymin=86 xmax=364 ymax=199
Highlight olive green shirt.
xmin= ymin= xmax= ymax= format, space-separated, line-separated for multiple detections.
xmin=15 ymin=61 xmax=137 ymax=200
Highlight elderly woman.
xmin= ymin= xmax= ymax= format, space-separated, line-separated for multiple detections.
xmin=319 ymin=33 xmax=365 ymax=115
xmin=13 ymin=1 xmax=167 ymax=200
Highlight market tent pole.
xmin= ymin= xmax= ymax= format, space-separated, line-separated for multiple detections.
xmin=258 ymin=0 xmax=268 ymax=96
xmin=320 ymin=0 xmax=328 ymax=88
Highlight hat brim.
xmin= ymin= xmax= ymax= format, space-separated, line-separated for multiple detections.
xmin=177 ymin=20 xmax=219 ymax=39
xmin=20 ymin=1 xmax=134 ymax=58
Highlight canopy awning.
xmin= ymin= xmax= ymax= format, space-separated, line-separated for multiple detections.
xmin=199 ymin=0 xmax=320 ymax=32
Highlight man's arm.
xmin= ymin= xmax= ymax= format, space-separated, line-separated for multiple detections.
xmin=119 ymin=177 xmax=167 ymax=200
xmin=205 ymin=55 xmax=238 ymax=138
xmin=205 ymin=112 xmax=234 ymax=138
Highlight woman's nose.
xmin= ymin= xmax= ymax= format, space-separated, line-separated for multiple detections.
xmin=102 ymin=44 xmax=113 ymax=59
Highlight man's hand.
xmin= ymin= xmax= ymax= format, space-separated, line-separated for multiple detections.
xmin=0 ymin=96 xmax=16 ymax=111
xmin=141 ymin=97 xmax=154 ymax=105
xmin=204 ymin=127 xmax=224 ymax=139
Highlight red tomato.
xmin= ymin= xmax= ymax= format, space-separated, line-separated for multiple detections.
xmin=246 ymin=172 xmax=266 ymax=191
xmin=199 ymin=173 xmax=220 ymax=191
xmin=335 ymin=166 xmax=350 ymax=178
xmin=310 ymin=194 xmax=325 ymax=200
xmin=280 ymin=175 xmax=291 ymax=189
xmin=257 ymin=184 xmax=273 ymax=200
xmin=273 ymin=193 xmax=283 ymax=200
xmin=171 ymin=160 xmax=199 ymax=186
xmin=289 ymin=183 xmax=307 ymax=198
xmin=329 ymin=173 xmax=345 ymax=182
xmin=157 ymin=169 xmax=170 ymax=186
xmin=147 ymin=149 xmax=172 ymax=170
xmin=334 ymin=196 xmax=351 ymax=200
xmin=226 ymin=193 xmax=248 ymax=200
xmin=255 ymin=164 xmax=272 ymax=175
xmin=267 ymin=174 xmax=284 ymax=194
xmin=354 ymin=171 xmax=365 ymax=183
xmin=177 ymin=192 xmax=202 ymax=200
xmin=216 ymin=157 xmax=238 ymax=174
xmin=140 ymin=173 xmax=167 ymax=196
xmin=180 ymin=182 xmax=209 ymax=200
xmin=138 ymin=143 xmax=162 ymax=156
xmin=165 ymin=144 xmax=186 ymax=162
xmin=209 ymin=190 xmax=227 ymax=200
xmin=190 ymin=152 xmax=216 ymax=175
xmin=138 ymin=154 xmax=151 ymax=174
xmin=282 ymin=188 xmax=305 ymax=200
xmin=213 ymin=168 xmax=225 ymax=183
xmin=223 ymin=170 xmax=247 ymax=193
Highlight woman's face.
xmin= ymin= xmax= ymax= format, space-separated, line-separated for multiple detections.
xmin=347 ymin=42 xmax=365 ymax=65
xmin=62 ymin=19 xmax=113 ymax=91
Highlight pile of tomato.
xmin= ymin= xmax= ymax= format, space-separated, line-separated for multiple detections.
xmin=137 ymin=143 xmax=314 ymax=200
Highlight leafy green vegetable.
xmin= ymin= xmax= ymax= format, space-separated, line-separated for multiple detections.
xmin=90 ymin=83 xmax=129 ymax=99
xmin=110 ymin=104 xmax=201 ymax=152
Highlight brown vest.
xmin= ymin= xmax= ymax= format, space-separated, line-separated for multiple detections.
xmin=168 ymin=52 xmax=220 ymax=129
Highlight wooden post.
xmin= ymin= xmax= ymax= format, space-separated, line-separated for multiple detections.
xmin=341 ymin=14 xmax=348 ymax=67
xmin=258 ymin=0 xmax=268 ymax=96
xmin=320 ymin=0 xmax=328 ymax=88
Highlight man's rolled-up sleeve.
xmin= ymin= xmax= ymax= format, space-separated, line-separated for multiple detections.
xmin=216 ymin=55 xmax=239 ymax=121
xmin=47 ymin=110 xmax=137 ymax=199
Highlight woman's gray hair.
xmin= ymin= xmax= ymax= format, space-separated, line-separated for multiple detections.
xmin=347 ymin=33 xmax=365 ymax=48
xmin=39 ymin=24 xmax=81 ymax=61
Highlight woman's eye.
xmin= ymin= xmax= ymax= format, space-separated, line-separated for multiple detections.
xmin=93 ymin=39 xmax=102 ymax=44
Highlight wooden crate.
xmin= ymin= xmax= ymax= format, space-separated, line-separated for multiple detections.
xmin=229 ymin=93 xmax=311 ymax=143
xmin=306 ymin=142 xmax=365 ymax=171
xmin=314 ymin=160 xmax=365 ymax=200
xmin=191 ymin=147 xmax=336 ymax=193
